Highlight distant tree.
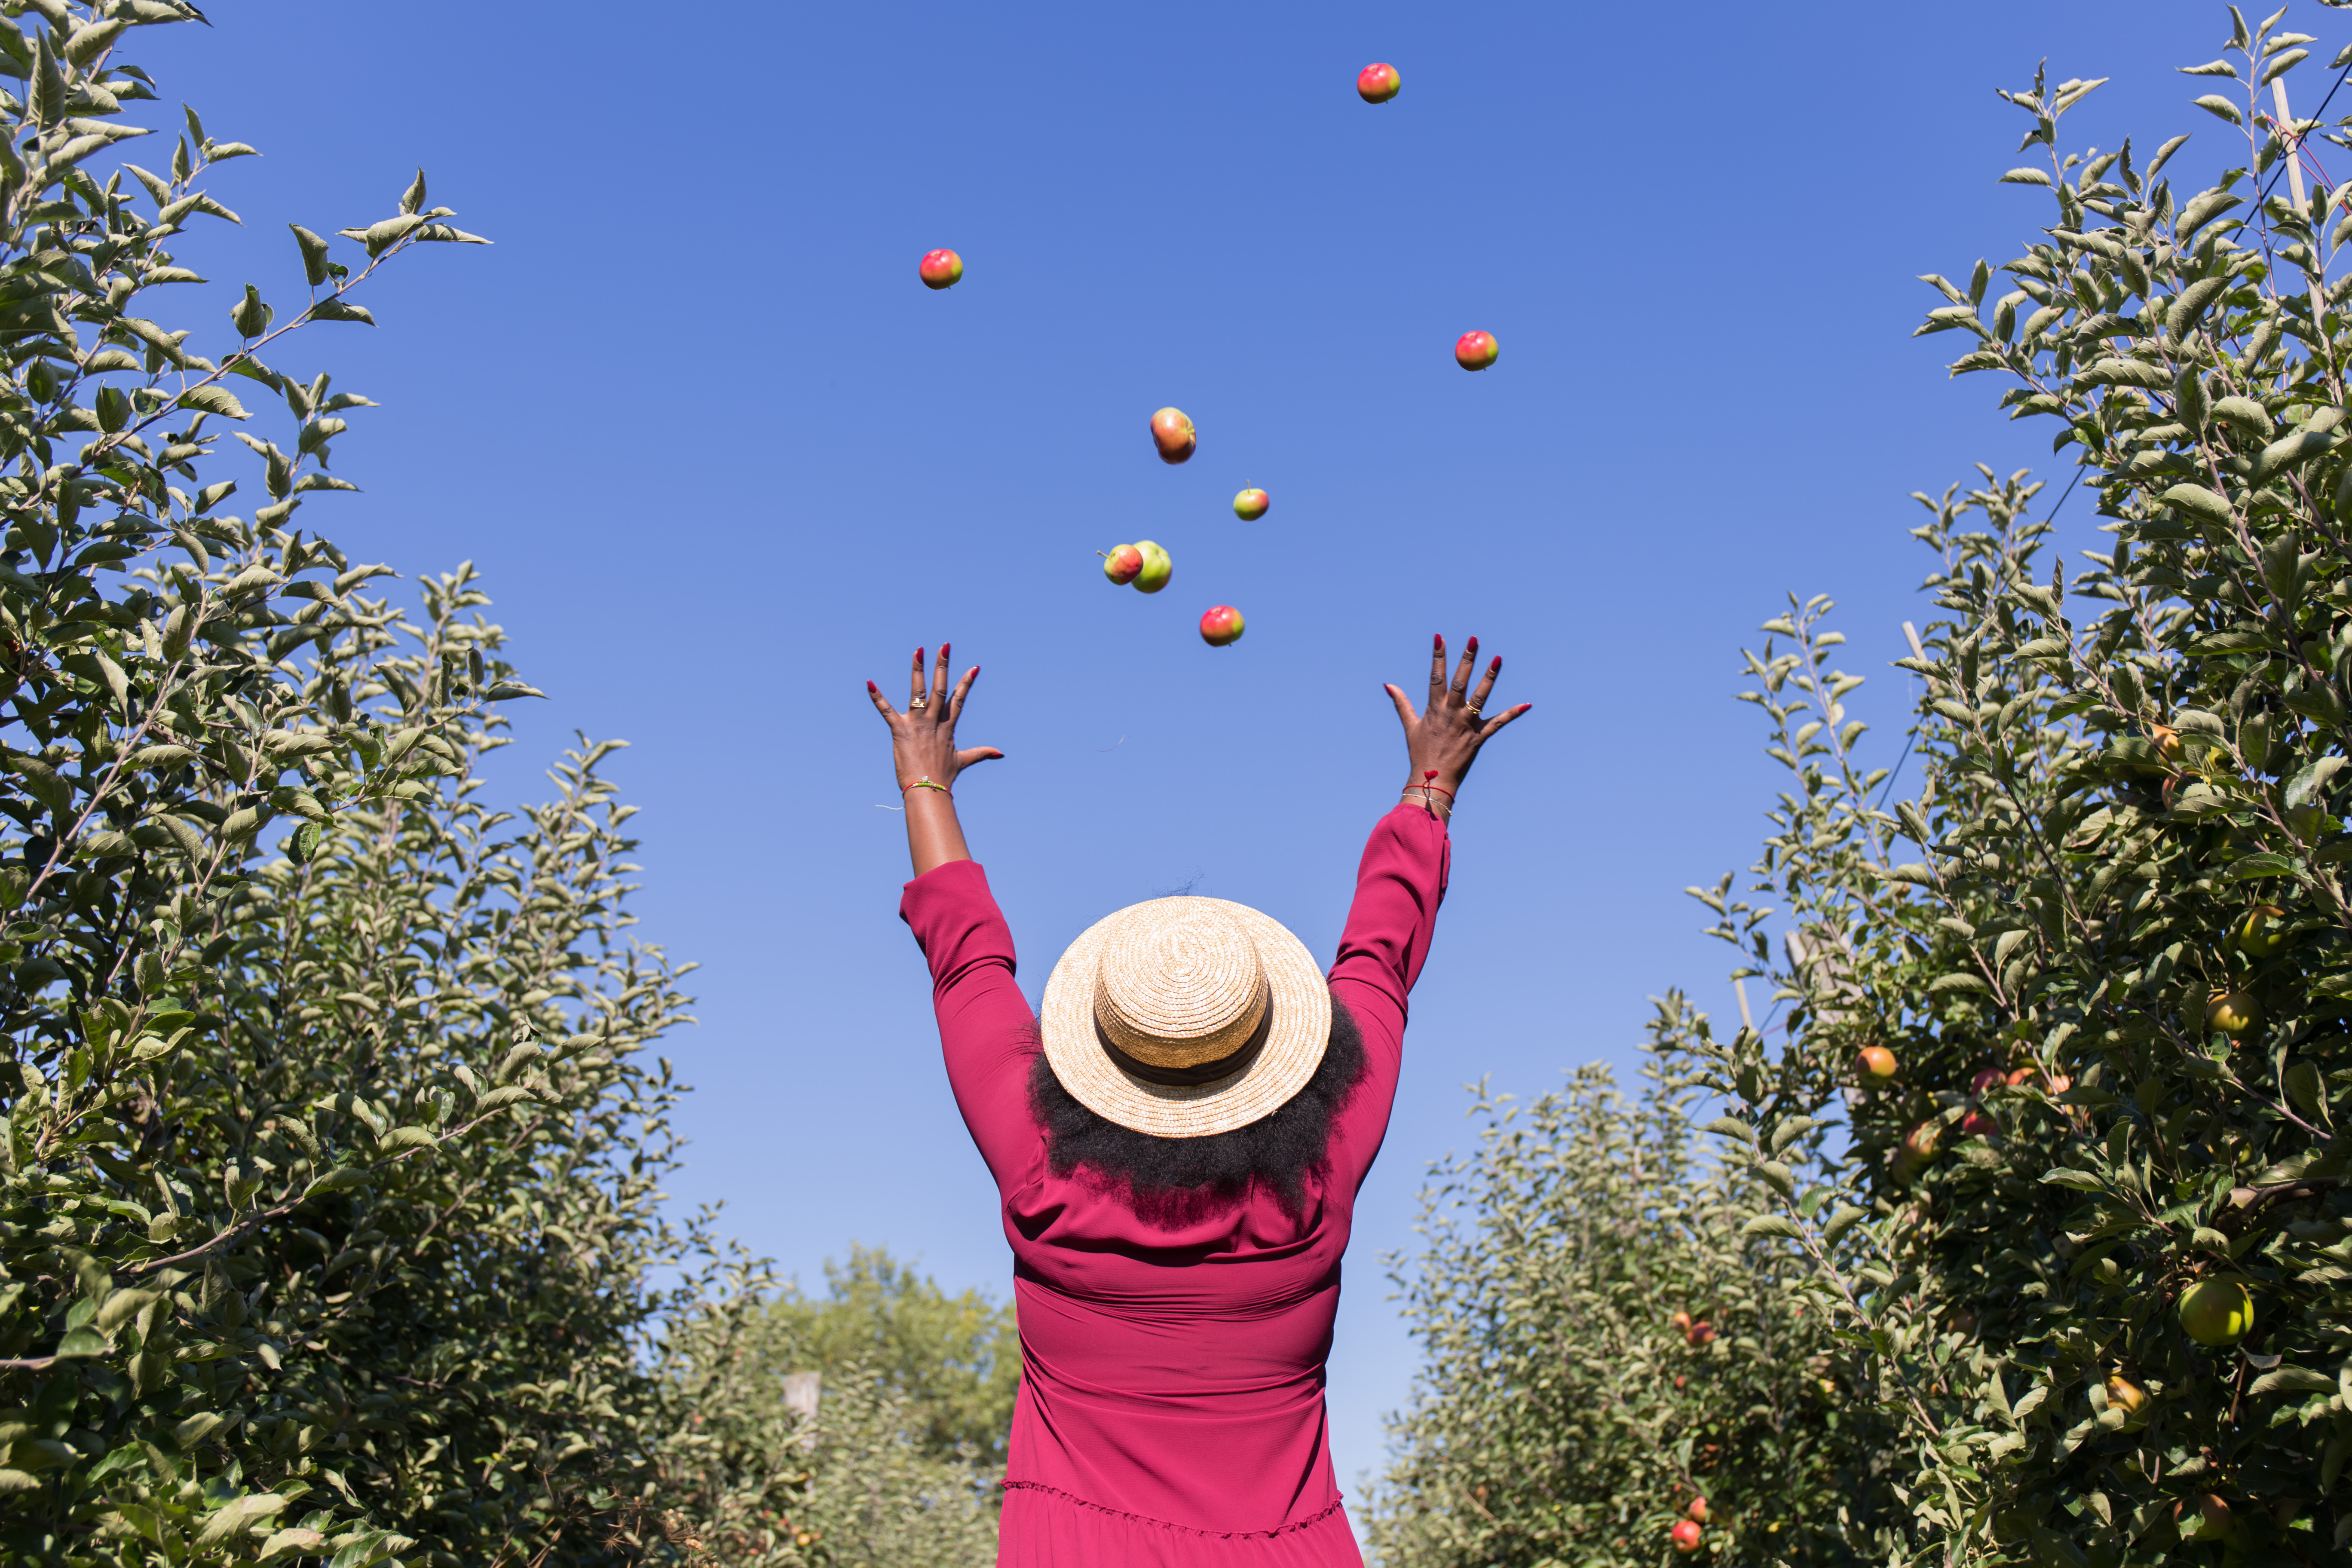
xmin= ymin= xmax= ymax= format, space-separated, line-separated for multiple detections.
xmin=765 ymin=1246 xmax=1020 ymax=1467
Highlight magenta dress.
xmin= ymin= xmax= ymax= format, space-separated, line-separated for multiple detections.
xmin=898 ymin=804 xmax=1449 ymax=1566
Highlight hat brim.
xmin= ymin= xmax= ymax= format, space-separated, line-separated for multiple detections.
xmin=1040 ymin=897 xmax=1331 ymax=1138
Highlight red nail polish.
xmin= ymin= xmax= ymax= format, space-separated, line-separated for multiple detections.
xmin=941 ymin=642 xmax=951 ymax=657
xmin=1466 ymin=637 xmax=1478 ymax=652
xmin=867 ymin=681 xmax=878 ymax=692
xmin=1489 ymin=656 xmax=1501 ymax=672
xmin=1433 ymin=633 xmax=1444 ymax=649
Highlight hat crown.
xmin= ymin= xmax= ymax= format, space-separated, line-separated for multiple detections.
xmin=1093 ymin=898 xmax=1268 ymax=1070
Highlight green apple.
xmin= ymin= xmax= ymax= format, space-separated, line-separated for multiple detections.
xmin=2177 ymin=1277 xmax=2253 ymax=1347
xmin=1131 ymin=541 xmax=1171 ymax=594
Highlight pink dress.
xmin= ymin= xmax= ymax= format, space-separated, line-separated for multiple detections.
xmin=898 ymin=804 xmax=1450 ymax=1567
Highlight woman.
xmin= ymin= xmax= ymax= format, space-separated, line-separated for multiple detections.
xmin=868 ymin=634 xmax=1528 ymax=1566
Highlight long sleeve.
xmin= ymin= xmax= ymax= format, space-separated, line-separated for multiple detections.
xmin=899 ymin=860 xmax=1041 ymax=1192
xmin=1325 ymin=802 xmax=1452 ymax=1191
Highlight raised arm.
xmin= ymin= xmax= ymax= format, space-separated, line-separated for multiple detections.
xmin=1329 ymin=634 xmax=1531 ymax=1186
xmin=867 ymin=643 xmax=1002 ymax=876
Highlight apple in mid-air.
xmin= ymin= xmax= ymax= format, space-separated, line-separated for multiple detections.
xmin=1670 ymin=1521 xmax=1703 ymax=1553
xmin=1150 ymin=407 xmax=1197 ymax=464
xmin=1855 ymin=1045 xmax=1898 ymax=1084
xmin=2177 ymin=1277 xmax=2254 ymax=1347
xmin=1200 ymin=606 xmax=1245 ymax=646
xmin=1232 ymin=488 xmax=1269 ymax=521
xmin=1455 ymin=330 xmax=1499 ymax=370
xmin=1357 ymin=62 xmax=1400 ymax=102
xmin=1101 ymin=545 xmax=1143 ymax=585
xmin=918 ymin=249 xmax=963 ymax=289
xmin=1132 ymin=541 xmax=1172 ymax=594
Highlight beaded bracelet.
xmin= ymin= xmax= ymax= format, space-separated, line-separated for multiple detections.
xmin=903 ymin=776 xmax=952 ymax=798
xmin=1414 ymin=771 xmax=1456 ymax=802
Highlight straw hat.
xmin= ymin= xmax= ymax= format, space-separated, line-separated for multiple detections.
xmin=1040 ymin=896 xmax=1331 ymax=1138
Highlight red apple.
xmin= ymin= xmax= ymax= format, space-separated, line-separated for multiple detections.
xmin=1199 ymin=606 xmax=1245 ymax=646
xmin=1671 ymin=1520 xmax=1703 ymax=1553
xmin=918 ymin=248 xmax=963 ymax=290
xmin=1357 ymin=62 xmax=1400 ymax=103
xmin=1232 ymin=487 xmax=1269 ymax=521
xmin=1855 ymin=1045 xmax=1898 ymax=1084
xmin=1959 ymin=1109 xmax=1997 ymax=1139
xmin=1687 ymin=1498 xmax=1709 ymax=1524
xmin=1455 ymin=330 xmax=1499 ymax=371
xmin=1101 ymin=545 xmax=1143 ymax=585
xmin=1970 ymin=1067 xmax=2003 ymax=1097
xmin=2004 ymin=1066 xmax=2037 ymax=1089
xmin=1131 ymin=541 xmax=1171 ymax=594
xmin=1150 ymin=407 xmax=1197 ymax=464
xmin=1684 ymin=1320 xmax=1715 ymax=1348
xmin=1668 ymin=1311 xmax=1691 ymax=1333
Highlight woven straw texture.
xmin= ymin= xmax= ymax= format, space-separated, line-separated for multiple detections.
xmin=1041 ymin=895 xmax=1330 ymax=1139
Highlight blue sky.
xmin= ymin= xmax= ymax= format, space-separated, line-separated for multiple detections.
xmin=136 ymin=0 xmax=2289 ymax=1516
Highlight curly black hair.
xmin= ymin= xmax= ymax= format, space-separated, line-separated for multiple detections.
xmin=1025 ymin=995 xmax=1368 ymax=1228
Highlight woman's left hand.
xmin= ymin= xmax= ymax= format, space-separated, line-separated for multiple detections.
xmin=867 ymin=643 xmax=1002 ymax=793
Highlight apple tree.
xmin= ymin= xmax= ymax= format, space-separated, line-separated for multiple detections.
xmin=1366 ymin=1057 xmax=1901 ymax=1567
xmin=1663 ymin=13 xmax=2352 ymax=1565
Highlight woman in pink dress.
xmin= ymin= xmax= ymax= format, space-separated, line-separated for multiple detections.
xmin=867 ymin=634 xmax=1528 ymax=1566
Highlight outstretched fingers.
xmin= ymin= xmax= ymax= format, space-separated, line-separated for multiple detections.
xmin=1427 ymin=634 xmax=1448 ymax=709
xmin=934 ymin=643 xmax=953 ymax=715
xmin=909 ymin=646 xmax=929 ymax=711
xmin=1468 ymin=654 xmax=1501 ymax=714
xmin=955 ymin=745 xmax=1005 ymax=771
xmin=1449 ymin=637 xmax=1479 ymax=705
xmin=1479 ymin=701 xmax=1533 ymax=740
xmin=1385 ymin=683 xmax=1419 ymax=729
xmin=947 ymin=662 xmax=981 ymax=722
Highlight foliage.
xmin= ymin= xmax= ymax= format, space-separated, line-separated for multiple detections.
xmin=644 ymin=1274 xmax=1000 ymax=1568
xmin=763 ymin=1244 xmax=1019 ymax=1468
xmin=1366 ymin=1057 xmax=1899 ymax=1568
xmin=0 ymin=3 xmax=753 ymax=1563
xmin=1657 ymin=15 xmax=2352 ymax=1566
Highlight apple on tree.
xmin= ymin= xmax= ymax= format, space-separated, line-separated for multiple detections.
xmin=2236 ymin=903 xmax=2291 ymax=958
xmin=1686 ymin=1498 xmax=1708 ymax=1524
xmin=1100 ymin=545 xmax=1143 ymax=585
xmin=1150 ymin=407 xmax=1197 ymax=464
xmin=1131 ymin=541 xmax=1172 ymax=594
xmin=1232 ymin=487 xmax=1269 ymax=521
xmin=2205 ymin=989 xmax=2260 ymax=1035
xmin=1356 ymin=62 xmax=1400 ymax=102
xmin=1969 ymin=1066 xmax=2003 ymax=1097
xmin=1670 ymin=1520 xmax=1703 ymax=1553
xmin=1855 ymin=1045 xmax=1898 ymax=1084
xmin=2177 ymin=1277 xmax=2254 ymax=1347
xmin=918 ymin=248 xmax=964 ymax=290
xmin=1454 ymin=330 xmax=1499 ymax=371
xmin=1199 ymin=606 xmax=1245 ymax=647
xmin=2104 ymin=1374 xmax=2149 ymax=1431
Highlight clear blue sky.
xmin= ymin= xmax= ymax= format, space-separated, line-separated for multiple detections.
xmin=140 ymin=0 xmax=2271 ymax=1514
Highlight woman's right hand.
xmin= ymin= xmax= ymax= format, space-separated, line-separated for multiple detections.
xmin=1384 ymin=633 xmax=1530 ymax=802
xmin=867 ymin=643 xmax=1002 ymax=794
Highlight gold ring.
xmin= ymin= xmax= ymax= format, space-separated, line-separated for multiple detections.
xmin=1465 ymin=705 xmax=1482 ymax=719
xmin=910 ymin=698 xmax=927 ymax=710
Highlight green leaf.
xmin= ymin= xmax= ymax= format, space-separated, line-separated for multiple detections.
xmin=2041 ymin=1169 xmax=2107 ymax=1191
xmin=2000 ymin=167 xmax=2054 ymax=186
xmin=1741 ymin=1215 xmax=1802 ymax=1239
xmin=288 ymin=224 xmax=331 ymax=286
xmin=2193 ymin=93 xmax=2245 ymax=125
xmin=2248 ymin=1365 xmax=2335 ymax=1395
